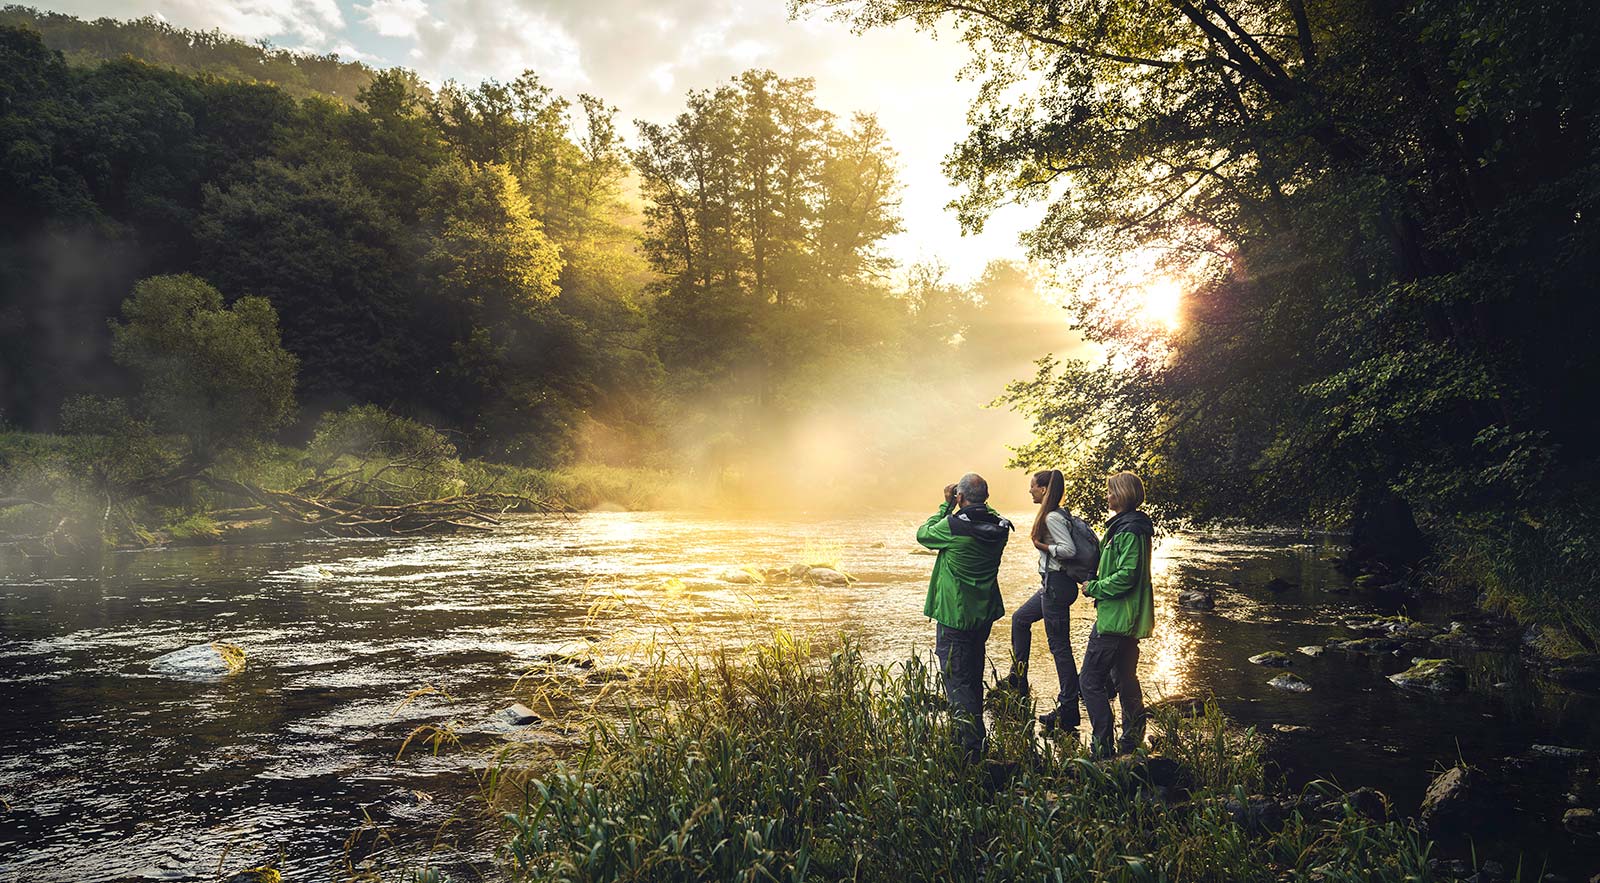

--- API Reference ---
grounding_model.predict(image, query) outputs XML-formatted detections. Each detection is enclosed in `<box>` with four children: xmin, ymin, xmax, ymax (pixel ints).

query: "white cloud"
<box><xmin>357</xmin><ymin>0</ymin><xmax>429</xmax><ymax>38</ymax></box>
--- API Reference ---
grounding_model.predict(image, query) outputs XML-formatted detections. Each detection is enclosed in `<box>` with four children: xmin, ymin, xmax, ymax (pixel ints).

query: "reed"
<box><xmin>496</xmin><ymin>632</ymin><xmax>1440</xmax><ymax>882</ymax></box>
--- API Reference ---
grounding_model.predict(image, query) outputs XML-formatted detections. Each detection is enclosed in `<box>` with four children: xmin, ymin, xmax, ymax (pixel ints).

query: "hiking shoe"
<box><xmin>994</xmin><ymin>670</ymin><xmax>1029</xmax><ymax>696</ymax></box>
<box><xmin>1037</xmin><ymin>705</ymin><xmax>1081</xmax><ymax>732</ymax></box>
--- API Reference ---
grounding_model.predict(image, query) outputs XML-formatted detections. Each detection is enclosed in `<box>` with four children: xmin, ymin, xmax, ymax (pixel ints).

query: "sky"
<box><xmin>33</xmin><ymin>0</ymin><xmax>1043</xmax><ymax>283</ymax></box>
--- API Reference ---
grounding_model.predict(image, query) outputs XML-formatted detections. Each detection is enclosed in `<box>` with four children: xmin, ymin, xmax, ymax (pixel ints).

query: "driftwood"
<box><xmin>197</xmin><ymin>476</ymin><xmax>558</xmax><ymax>538</ymax></box>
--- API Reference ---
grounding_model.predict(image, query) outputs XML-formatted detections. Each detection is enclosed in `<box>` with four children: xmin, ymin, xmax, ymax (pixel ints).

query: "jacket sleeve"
<box><xmin>916</xmin><ymin>502</ymin><xmax>955</xmax><ymax>549</ymax></box>
<box><xmin>1084</xmin><ymin>532</ymin><xmax>1139</xmax><ymax>600</ymax></box>
<box><xmin>1045</xmin><ymin>511</ymin><xmax>1076</xmax><ymax>561</ymax></box>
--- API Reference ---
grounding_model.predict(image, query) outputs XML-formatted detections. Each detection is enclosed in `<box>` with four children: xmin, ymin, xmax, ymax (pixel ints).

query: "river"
<box><xmin>1</xmin><ymin>511</ymin><xmax>1597</xmax><ymax>881</ymax></box>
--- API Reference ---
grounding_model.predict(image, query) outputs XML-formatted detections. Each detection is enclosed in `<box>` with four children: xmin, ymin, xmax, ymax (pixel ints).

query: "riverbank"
<box><xmin>492</xmin><ymin>633</ymin><xmax>1434</xmax><ymax>882</ymax></box>
<box><xmin>0</xmin><ymin>430</ymin><xmax>692</xmax><ymax>550</ymax></box>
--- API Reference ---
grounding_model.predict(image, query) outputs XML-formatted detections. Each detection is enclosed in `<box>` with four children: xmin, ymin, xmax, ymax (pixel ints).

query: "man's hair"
<box><xmin>957</xmin><ymin>473</ymin><xmax>989</xmax><ymax>505</ymax></box>
<box><xmin>1107</xmin><ymin>471</ymin><xmax>1146</xmax><ymax>511</ymax></box>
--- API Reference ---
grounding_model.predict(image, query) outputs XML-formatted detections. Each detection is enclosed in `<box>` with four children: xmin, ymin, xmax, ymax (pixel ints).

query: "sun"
<box><xmin>1139</xmin><ymin>277</ymin><xmax>1183</xmax><ymax>331</ymax></box>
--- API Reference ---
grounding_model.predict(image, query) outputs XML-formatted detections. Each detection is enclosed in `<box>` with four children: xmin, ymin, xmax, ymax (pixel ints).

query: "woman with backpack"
<box><xmin>1003</xmin><ymin>469</ymin><xmax>1099</xmax><ymax>732</ymax></box>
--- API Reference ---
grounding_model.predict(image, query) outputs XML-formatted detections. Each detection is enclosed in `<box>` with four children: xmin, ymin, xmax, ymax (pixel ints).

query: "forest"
<box><xmin>2</xmin><ymin>0</ymin><xmax>1598</xmax><ymax>641</ymax></box>
<box><xmin>0</xmin><ymin>6</ymin><xmax>1071</xmax><ymax>538</ymax></box>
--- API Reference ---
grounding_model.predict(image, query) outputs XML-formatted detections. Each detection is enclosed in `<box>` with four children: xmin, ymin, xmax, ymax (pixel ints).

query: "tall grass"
<box><xmin>496</xmin><ymin>633</ymin><xmax>1438</xmax><ymax>882</ymax></box>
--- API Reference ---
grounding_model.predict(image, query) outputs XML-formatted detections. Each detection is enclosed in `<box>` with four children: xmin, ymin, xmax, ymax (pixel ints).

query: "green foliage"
<box><xmin>810</xmin><ymin>0</ymin><xmax>1600</xmax><ymax>631</ymax></box>
<box><xmin>503</xmin><ymin>635</ymin><xmax>1435</xmax><ymax>882</ymax></box>
<box><xmin>109</xmin><ymin>275</ymin><xmax>297</xmax><ymax>458</ymax></box>
<box><xmin>305</xmin><ymin>405</ymin><xmax>465</xmax><ymax>503</ymax></box>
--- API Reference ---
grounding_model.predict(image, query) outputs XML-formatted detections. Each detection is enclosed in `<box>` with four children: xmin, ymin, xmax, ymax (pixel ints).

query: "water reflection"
<box><xmin>0</xmin><ymin>512</ymin><xmax>1596</xmax><ymax>881</ymax></box>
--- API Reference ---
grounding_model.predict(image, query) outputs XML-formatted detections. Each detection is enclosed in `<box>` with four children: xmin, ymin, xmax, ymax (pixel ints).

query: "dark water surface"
<box><xmin>1</xmin><ymin>512</ymin><xmax>1597</xmax><ymax>881</ymax></box>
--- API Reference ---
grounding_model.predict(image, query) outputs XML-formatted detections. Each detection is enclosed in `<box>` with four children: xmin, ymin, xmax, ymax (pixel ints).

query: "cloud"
<box><xmin>356</xmin><ymin>0</ymin><xmax>429</xmax><ymax>38</ymax></box>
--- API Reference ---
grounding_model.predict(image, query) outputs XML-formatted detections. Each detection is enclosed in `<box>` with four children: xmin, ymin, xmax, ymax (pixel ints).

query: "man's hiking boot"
<box><xmin>1037</xmin><ymin>704</ymin><xmax>1081</xmax><ymax>733</ymax></box>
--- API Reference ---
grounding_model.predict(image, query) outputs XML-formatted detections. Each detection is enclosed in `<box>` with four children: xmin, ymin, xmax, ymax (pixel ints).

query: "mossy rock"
<box><xmin>1387</xmin><ymin>658</ymin><xmax>1467</xmax><ymax>693</ymax></box>
<box><xmin>148</xmin><ymin>641</ymin><xmax>246</xmax><ymax>678</ymax></box>
<box><xmin>1248</xmin><ymin>651</ymin><xmax>1293</xmax><ymax>667</ymax></box>
<box><xmin>1268</xmin><ymin>672</ymin><xmax>1311</xmax><ymax>693</ymax></box>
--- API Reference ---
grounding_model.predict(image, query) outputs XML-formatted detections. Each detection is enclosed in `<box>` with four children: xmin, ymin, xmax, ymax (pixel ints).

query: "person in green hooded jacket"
<box><xmin>1080</xmin><ymin>471</ymin><xmax>1156</xmax><ymax>757</ymax></box>
<box><xmin>915</xmin><ymin>472</ymin><xmax>1011</xmax><ymax>761</ymax></box>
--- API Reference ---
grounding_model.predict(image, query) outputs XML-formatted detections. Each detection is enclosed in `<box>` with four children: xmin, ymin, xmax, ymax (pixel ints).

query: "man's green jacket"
<box><xmin>1084</xmin><ymin>509</ymin><xmax>1156</xmax><ymax>638</ymax></box>
<box><xmin>916</xmin><ymin>500</ymin><xmax>1012</xmax><ymax>630</ymax></box>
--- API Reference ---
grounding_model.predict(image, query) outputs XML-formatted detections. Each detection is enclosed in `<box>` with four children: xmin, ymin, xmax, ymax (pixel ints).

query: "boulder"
<box><xmin>1343</xmin><ymin>615</ymin><xmax>1443</xmax><ymax>640</ymax></box>
<box><xmin>805</xmin><ymin>567</ymin><xmax>850</xmax><ymax>586</ymax></box>
<box><xmin>1299</xmin><ymin>786</ymin><xmax>1388</xmax><ymax>823</ymax></box>
<box><xmin>1224</xmin><ymin>794</ymin><xmax>1291</xmax><ymax>832</ymax></box>
<box><xmin>717</xmin><ymin>567</ymin><xmax>758</xmax><ymax>584</ymax></box>
<box><xmin>1420</xmin><ymin>765</ymin><xmax>1478</xmax><ymax>835</ymax></box>
<box><xmin>1268</xmin><ymin>673</ymin><xmax>1311</xmax><ymax>693</ymax></box>
<box><xmin>1296</xmin><ymin>645</ymin><xmax>1325</xmax><ymax>658</ymax></box>
<box><xmin>1563</xmin><ymin>807</ymin><xmax>1599</xmax><ymax>838</ymax></box>
<box><xmin>502</xmin><ymin>703</ymin><xmax>541</xmax><ymax>726</ymax></box>
<box><xmin>149</xmin><ymin>642</ymin><xmax>247</xmax><ymax>679</ymax></box>
<box><xmin>1177</xmin><ymin>590</ymin><xmax>1215</xmax><ymax>610</ymax></box>
<box><xmin>786</xmin><ymin>563</ymin><xmax>813</xmax><ymax>578</ymax></box>
<box><xmin>1249</xmin><ymin>651</ymin><xmax>1293</xmax><ymax>667</ymax></box>
<box><xmin>1387</xmin><ymin>658</ymin><xmax>1467</xmax><ymax>693</ymax></box>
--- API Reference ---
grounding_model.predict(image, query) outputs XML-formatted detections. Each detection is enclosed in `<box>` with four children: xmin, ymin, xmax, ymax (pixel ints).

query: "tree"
<box><xmin>194</xmin><ymin>158</ymin><xmax>416</xmax><ymax>408</ymax></box>
<box><xmin>109</xmin><ymin>274</ymin><xmax>297</xmax><ymax>459</ymax></box>
<box><xmin>809</xmin><ymin>0</ymin><xmax>1600</xmax><ymax>636</ymax></box>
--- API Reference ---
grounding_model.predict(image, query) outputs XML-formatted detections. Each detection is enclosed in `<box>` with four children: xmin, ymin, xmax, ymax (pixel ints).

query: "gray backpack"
<box><xmin>1060</xmin><ymin>512</ymin><xmax>1101</xmax><ymax>582</ymax></box>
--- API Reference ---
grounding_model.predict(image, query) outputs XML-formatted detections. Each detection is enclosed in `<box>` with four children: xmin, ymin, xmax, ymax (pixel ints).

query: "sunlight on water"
<box><xmin>3</xmin><ymin>512</ymin><xmax>1595</xmax><ymax>881</ymax></box>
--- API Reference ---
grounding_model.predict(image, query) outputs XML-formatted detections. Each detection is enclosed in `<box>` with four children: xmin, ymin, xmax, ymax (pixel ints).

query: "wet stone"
<box><xmin>805</xmin><ymin>566</ymin><xmax>850</xmax><ymax>586</ymax></box>
<box><xmin>1296</xmin><ymin>645</ymin><xmax>1325</xmax><ymax>657</ymax></box>
<box><xmin>502</xmin><ymin>703</ymin><xmax>541</xmax><ymax>726</ymax></box>
<box><xmin>1530</xmin><ymin>744</ymin><xmax>1588</xmax><ymax>760</ymax></box>
<box><xmin>1564</xmin><ymin>807</ymin><xmax>1600</xmax><ymax>838</ymax></box>
<box><xmin>1249</xmin><ymin>651</ymin><xmax>1293</xmax><ymax>667</ymax></box>
<box><xmin>1268</xmin><ymin>672</ymin><xmax>1311</xmax><ymax>693</ymax></box>
<box><xmin>1387</xmin><ymin>658</ymin><xmax>1467</xmax><ymax>693</ymax></box>
<box><xmin>1421</xmin><ymin>765</ymin><xmax>1481</xmax><ymax>836</ymax></box>
<box><xmin>1270</xmin><ymin>723</ymin><xmax>1311</xmax><ymax>735</ymax></box>
<box><xmin>1178</xmin><ymin>590</ymin><xmax>1215</xmax><ymax>610</ymax></box>
<box><xmin>149</xmin><ymin>642</ymin><xmax>247</xmax><ymax>679</ymax></box>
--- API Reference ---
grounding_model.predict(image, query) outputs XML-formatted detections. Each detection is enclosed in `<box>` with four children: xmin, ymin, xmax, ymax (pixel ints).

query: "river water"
<box><xmin>1</xmin><ymin>511</ymin><xmax>1597</xmax><ymax>881</ymax></box>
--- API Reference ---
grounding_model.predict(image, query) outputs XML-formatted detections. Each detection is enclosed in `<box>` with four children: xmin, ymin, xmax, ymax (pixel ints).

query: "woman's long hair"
<box><xmin>1031</xmin><ymin>469</ymin><xmax>1065</xmax><ymax>544</ymax></box>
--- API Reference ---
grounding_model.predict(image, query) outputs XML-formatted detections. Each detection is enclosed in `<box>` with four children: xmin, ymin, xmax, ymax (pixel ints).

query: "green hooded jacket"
<box><xmin>1083</xmin><ymin>509</ymin><xmax>1156</xmax><ymax>638</ymax></box>
<box><xmin>916</xmin><ymin>500</ymin><xmax>1012</xmax><ymax>630</ymax></box>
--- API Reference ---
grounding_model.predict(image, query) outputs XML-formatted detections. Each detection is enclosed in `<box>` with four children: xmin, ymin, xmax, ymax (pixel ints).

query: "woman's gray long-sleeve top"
<box><xmin>1038</xmin><ymin>509</ymin><xmax>1077</xmax><ymax>574</ymax></box>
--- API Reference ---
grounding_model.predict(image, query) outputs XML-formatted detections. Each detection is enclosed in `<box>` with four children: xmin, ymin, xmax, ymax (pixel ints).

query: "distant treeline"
<box><xmin>0</xmin><ymin>5</ymin><xmax>386</xmax><ymax>100</ymax></box>
<box><xmin>0</xmin><ymin>11</ymin><xmax>1069</xmax><ymax>475</ymax></box>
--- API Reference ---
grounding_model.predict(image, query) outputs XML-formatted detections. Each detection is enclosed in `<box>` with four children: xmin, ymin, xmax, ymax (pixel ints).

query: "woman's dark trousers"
<box><xmin>935</xmin><ymin>619</ymin><xmax>992</xmax><ymax>762</ymax></box>
<box><xmin>1009</xmin><ymin>571</ymin><xmax>1080</xmax><ymax>721</ymax></box>
<box><xmin>1079</xmin><ymin>624</ymin><xmax>1145</xmax><ymax>755</ymax></box>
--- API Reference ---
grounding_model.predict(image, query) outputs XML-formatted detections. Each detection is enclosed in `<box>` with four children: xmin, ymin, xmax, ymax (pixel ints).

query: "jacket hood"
<box><xmin>1106</xmin><ymin>509</ymin><xmax>1154</xmax><ymax>539</ymax></box>
<box><xmin>948</xmin><ymin>504</ymin><xmax>1013</xmax><ymax>543</ymax></box>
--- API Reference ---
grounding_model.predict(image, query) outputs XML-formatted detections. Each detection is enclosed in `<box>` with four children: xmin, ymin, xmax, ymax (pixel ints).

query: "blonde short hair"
<box><xmin>1107</xmin><ymin>471</ymin><xmax>1146</xmax><ymax>511</ymax></box>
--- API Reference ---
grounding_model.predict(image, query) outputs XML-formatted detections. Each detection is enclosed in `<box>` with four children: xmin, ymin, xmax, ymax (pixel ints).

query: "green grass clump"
<box><xmin>499</xmin><ymin>634</ymin><xmax>1438</xmax><ymax>882</ymax></box>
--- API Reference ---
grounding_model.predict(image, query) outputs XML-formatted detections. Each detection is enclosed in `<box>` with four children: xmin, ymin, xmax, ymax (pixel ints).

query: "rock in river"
<box><xmin>149</xmin><ymin>642</ymin><xmax>247</xmax><ymax>679</ymax></box>
<box><xmin>717</xmin><ymin>567</ymin><xmax>760</xmax><ymax>584</ymax></box>
<box><xmin>1564</xmin><ymin>807</ymin><xmax>1599</xmax><ymax>838</ymax></box>
<box><xmin>1420</xmin><ymin>765</ymin><xmax>1480</xmax><ymax>835</ymax></box>
<box><xmin>1296</xmin><ymin>645</ymin><xmax>1325</xmax><ymax>658</ymax></box>
<box><xmin>1177</xmin><ymin>590</ymin><xmax>1215</xmax><ymax>610</ymax></box>
<box><xmin>502</xmin><ymin>703</ymin><xmax>541</xmax><ymax>726</ymax></box>
<box><xmin>1249</xmin><ymin>651</ymin><xmax>1293</xmax><ymax>667</ymax></box>
<box><xmin>1387</xmin><ymin>658</ymin><xmax>1467</xmax><ymax>693</ymax></box>
<box><xmin>1268</xmin><ymin>672</ymin><xmax>1311</xmax><ymax>693</ymax></box>
<box><xmin>805</xmin><ymin>567</ymin><xmax>850</xmax><ymax>586</ymax></box>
